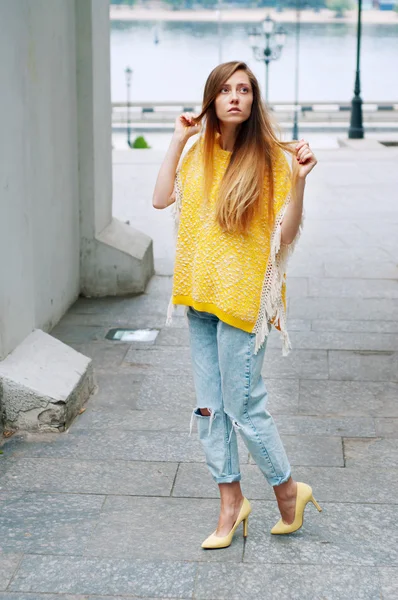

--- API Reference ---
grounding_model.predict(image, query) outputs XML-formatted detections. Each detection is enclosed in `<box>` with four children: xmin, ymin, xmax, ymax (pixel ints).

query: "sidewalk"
<box><xmin>1</xmin><ymin>140</ymin><xmax>398</xmax><ymax>599</ymax></box>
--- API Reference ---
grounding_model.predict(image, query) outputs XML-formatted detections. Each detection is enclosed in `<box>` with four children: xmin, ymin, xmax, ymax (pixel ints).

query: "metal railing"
<box><xmin>112</xmin><ymin>101</ymin><xmax>398</xmax><ymax>125</ymax></box>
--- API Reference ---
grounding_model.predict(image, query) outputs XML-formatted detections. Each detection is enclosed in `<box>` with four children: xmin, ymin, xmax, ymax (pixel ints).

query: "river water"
<box><xmin>110</xmin><ymin>20</ymin><xmax>398</xmax><ymax>104</ymax></box>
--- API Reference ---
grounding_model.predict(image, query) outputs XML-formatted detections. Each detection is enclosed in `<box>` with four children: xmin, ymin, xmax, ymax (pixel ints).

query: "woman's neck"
<box><xmin>218</xmin><ymin>124</ymin><xmax>239</xmax><ymax>152</ymax></box>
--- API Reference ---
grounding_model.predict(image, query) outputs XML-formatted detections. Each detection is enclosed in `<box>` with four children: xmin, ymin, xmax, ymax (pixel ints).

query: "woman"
<box><xmin>152</xmin><ymin>61</ymin><xmax>321</xmax><ymax>549</ymax></box>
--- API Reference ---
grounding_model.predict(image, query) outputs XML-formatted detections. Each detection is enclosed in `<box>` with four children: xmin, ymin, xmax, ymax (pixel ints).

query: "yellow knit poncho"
<box><xmin>166</xmin><ymin>136</ymin><xmax>302</xmax><ymax>355</ymax></box>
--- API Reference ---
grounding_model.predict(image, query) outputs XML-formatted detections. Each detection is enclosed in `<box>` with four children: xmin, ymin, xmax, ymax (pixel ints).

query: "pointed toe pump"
<box><xmin>271</xmin><ymin>482</ymin><xmax>322</xmax><ymax>535</ymax></box>
<box><xmin>201</xmin><ymin>497</ymin><xmax>252</xmax><ymax>549</ymax></box>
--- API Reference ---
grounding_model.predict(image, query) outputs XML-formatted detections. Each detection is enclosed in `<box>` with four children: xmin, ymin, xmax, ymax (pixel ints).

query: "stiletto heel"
<box><xmin>243</xmin><ymin>517</ymin><xmax>249</xmax><ymax>538</ymax></box>
<box><xmin>311</xmin><ymin>496</ymin><xmax>322</xmax><ymax>512</ymax></box>
<box><xmin>271</xmin><ymin>482</ymin><xmax>322</xmax><ymax>535</ymax></box>
<box><xmin>201</xmin><ymin>497</ymin><xmax>252</xmax><ymax>549</ymax></box>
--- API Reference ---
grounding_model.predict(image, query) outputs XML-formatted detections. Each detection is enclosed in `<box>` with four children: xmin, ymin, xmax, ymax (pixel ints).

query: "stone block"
<box><xmin>81</xmin><ymin>218</ymin><xmax>155</xmax><ymax>297</ymax></box>
<box><xmin>0</xmin><ymin>330</ymin><xmax>95</xmax><ymax>432</ymax></box>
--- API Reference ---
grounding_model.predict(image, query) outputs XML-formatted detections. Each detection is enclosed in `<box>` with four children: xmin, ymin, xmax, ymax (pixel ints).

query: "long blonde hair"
<box><xmin>192</xmin><ymin>61</ymin><xmax>296</xmax><ymax>234</ymax></box>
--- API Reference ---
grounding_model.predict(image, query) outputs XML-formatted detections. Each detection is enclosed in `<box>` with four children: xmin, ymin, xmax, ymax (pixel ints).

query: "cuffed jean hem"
<box><xmin>270</xmin><ymin>469</ymin><xmax>292</xmax><ymax>487</ymax></box>
<box><xmin>212</xmin><ymin>473</ymin><xmax>242</xmax><ymax>484</ymax></box>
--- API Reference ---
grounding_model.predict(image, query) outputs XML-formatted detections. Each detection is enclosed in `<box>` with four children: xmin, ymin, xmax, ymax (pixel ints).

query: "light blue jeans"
<box><xmin>187</xmin><ymin>306</ymin><xmax>291</xmax><ymax>487</ymax></box>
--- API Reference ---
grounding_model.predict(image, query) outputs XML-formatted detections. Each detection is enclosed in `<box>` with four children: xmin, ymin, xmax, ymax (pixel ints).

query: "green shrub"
<box><xmin>326</xmin><ymin>0</ymin><xmax>354</xmax><ymax>17</ymax></box>
<box><xmin>131</xmin><ymin>135</ymin><xmax>151</xmax><ymax>149</ymax></box>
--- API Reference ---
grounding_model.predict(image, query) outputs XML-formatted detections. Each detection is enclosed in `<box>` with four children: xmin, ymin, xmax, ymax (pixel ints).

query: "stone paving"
<box><xmin>1</xmin><ymin>141</ymin><xmax>398</xmax><ymax>599</ymax></box>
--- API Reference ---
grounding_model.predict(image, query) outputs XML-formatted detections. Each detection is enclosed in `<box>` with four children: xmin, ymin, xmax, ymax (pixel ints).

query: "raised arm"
<box><xmin>280</xmin><ymin>139</ymin><xmax>317</xmax><ymax>245</ymax></box>
<box><xmin>152</xmin><ymin>113</ymin><xmax>201</xmax><ymax>210</ymax></box>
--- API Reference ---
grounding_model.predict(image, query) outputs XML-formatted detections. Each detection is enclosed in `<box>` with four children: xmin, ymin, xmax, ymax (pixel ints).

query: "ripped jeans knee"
<box><xmin>189</xmin><ymin>407</ymin><xmax>216</xmax><ymax>436</ymax></box>
<box><xmin>189</xmin><ymin>407</ymin><xmax>242</xmax><ymax>444</ymax></box>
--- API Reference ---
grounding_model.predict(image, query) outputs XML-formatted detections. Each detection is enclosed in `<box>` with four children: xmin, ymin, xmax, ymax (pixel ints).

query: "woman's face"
<box><xmin>214</xmin><ymin>69</ymin><xmax>253</xmax><ymax>126</ymax></box>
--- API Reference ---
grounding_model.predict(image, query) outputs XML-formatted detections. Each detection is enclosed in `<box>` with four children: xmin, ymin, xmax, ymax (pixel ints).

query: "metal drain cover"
<box><xmin>106</xmin><ymin>328</ymin><xmax>159</xmax><ymax>342</ymax></box>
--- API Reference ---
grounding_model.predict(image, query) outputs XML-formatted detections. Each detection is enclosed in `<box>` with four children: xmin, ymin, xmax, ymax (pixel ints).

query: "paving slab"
<box><xmin>134</xmin><ymin>372</ymin><xmax>196</xmax><ymax>410</ymax></box>
<box><xmin>50</xmin><ymin>325</ymin><xmax>108</xmax><ymax>344</ymax></box>
<box><xmin>312</xmin><ymin>318</ymin><xmax>398</xmax><ymax>334</ymax></box>
<box><xmin>378</xmin><ymin>567</ymin><xmax>398</xmax><ymax>600</ymax></box>
<box><xmin>298</xmin><ymin>380</ymin><xmax>398</xmax><ymax>417</ymax></box>
<box><xmin>248</xmin><ymin>435</ymin><xmax>344</xmax><ymax>467</ymax></box>
<box><xmin>195</xmin><ymin>563</ymin><xmax>381</xmax><ymax>600</ymax></box>
<box><xmin>0</xmin><ymin>492</ymin><xmax>103</xmax><ymax>555</ymax></box>
<box><xmin>375</xmin><ymin>418</ymin><xmax>398</xmax><ymax>438</ymax></box>
<box><xmin>308</xmin><ymin>277</ymin><xmax>398</xmax><ymax>299</ymax></box>
<box><xmin>261</xmin><ymin>350</ymin><xmax>329</xmax><ymax>380</ymax></box>
<box><xmin>123</xmin><ymin>346</ymin><xmax>193</xmax><ymax>371</ymax></box>
<box><xmin>68</xmin><ymin>341</ymin><xmax>131</xmax><ymax>371</ymax></box>
<box><xmin>8</xmin><ymin>555</ymin><xmax>197</xmax><ymax>597</ymax></box>
<box><xmin>273</xmin><ymin>414</ymin><xmax>375</xmax><ymax>437</ymax></box>
<box><xmin>70</xmin><ymin>407</ymin><xmax>193</xmax><ymax>431</ymax></box>
<box><xmin>270</xmin><ymin>331</ymin><xmax>398</xmax><ymax>352</ymax></box>
<box><xmin>88</xmin><ymin>497</ymin><xmax>244</xmax><ymax>562</ymax></box>
<box><xmin>0</xmin><ymin>596</ymin><xmax>182</xmax><ymax>600</ymax></box>
<box><xmin>3</xmin><ymin>430</ymin><xmax>249</xmax><ymax>464</ymax></box>
<box><xmin>243</xmin><ymin>500</ymin><xmax>398</xmax><ymax>566</ymax></box>
<box><xmin>0</xmin><ymin>555</ymin><xmax>21</xmax><ymax>592</ymax></box>
<box><xmin>290</xmin><ymin>297</ymin><xmax>398</xmax><ymax>321</ymax></box>
<box><xmin>87</xmin><ymin>377</ymin><xmax>143</xmax><ymax>410</ymax></box>
<box><xmin>0</xmin><ymin>458</ymin><xmax>177</xmax><ymax>496</ymax></box>
<box><xmin>328</xmin><ymin>350</ymin><xmax>398</xmax><ymax>382</ymax></box>
<box><xmin>344</xmin><ymin>437</ymin><xmax>398</xmax><ymax>469</ymax></box>
<box><xmin>172</xmin><ymin>463</ymin><xmax>398</xmax><ymax>504</ymax></box>
<box><xmin>0</xmin><ymin>595</ymin><xmax>87</xmax><ymax>600</ymax></box>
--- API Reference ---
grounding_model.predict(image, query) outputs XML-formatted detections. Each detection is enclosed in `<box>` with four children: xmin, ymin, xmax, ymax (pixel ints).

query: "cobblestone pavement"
<box><xmin>1</xmin><ymin>142</ymin><xmax>398</xmax><ymax>599</ymax></box>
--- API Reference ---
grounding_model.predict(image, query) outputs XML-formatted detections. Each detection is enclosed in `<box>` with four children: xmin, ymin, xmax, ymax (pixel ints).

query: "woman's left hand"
<box><xmin>294</xmin><ymin>139</ymin><xmax>317</xmax><ymax>179</ymax></box>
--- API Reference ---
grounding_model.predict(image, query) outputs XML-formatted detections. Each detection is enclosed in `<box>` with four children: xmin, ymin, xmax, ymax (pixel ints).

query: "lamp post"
<box><xmin>292</xmin><ymin>0</ymin><xmax>301</xmax><ymax>140</ymax></box>
<box><xmin>125</xmin><ymin>66</ymin><xmax>133</xmax><ymax>148</ymax></box>
<box><xmin>348</xmin><ymin>0</ymin><xmax>364</xmax><ymax>139</ymax></box>
<box><xmin>248</xmin><ymin>16</ymin><xmax>287</xmax><ymax>105</ymax></box>
<box><xmin>216</xmin><ymin>0</ymin><xmax>223</xmax><ymax>64</ymax></box>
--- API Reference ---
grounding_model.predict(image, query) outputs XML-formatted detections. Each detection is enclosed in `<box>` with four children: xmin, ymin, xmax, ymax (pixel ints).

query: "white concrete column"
<box><xmin>75</xmin><ymin>0</ymin><xmax>154</xmax><ymax>296</ymax></box>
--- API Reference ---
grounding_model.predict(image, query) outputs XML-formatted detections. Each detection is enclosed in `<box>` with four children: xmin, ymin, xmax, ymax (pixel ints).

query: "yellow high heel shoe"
<box><xmin>271</xmin><ymin>482</ymin><xmax>322</xmax><ymax>535</ymax></box>
<box><xmin>201</xmin><ymin>497</ymin><xmax>252</xmax><ymax>549</ymax></box>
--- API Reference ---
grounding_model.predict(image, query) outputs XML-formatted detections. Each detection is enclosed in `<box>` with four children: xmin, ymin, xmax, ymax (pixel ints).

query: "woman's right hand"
<box><xmin>174</xmin><ymin>112</ymin><xmax>201</xmax><ymax>142</ymax></box>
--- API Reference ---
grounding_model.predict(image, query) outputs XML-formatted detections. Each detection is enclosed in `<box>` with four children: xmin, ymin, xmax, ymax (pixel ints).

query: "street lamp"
<box><xmin>292</xmin><ymin>0</ymin><xmax>301</xmax><ymax>140</ymax></box>
<box><xmin>125</xmin><ymin>66</ymin><xmax>133</xmax><ymax>148</ymax></box>
<box><xmin>248</xmin><ymin>16</ymin><xmax>287</xmax><ymax>105</ymax></box>
<box><xmin>348</xmin><ymin>0</ymin><xmax>364</xmax><ymax>139</ymax></box>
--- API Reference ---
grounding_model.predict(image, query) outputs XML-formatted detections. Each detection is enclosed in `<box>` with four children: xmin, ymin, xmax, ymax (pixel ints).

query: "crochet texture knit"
<box><xmin>166</xmin><ymin>136</ymin><xmax>302</xmax><ymax>355</ymax></box>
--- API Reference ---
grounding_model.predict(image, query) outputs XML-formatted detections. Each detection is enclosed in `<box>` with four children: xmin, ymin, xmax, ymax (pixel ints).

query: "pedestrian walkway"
<box><xmin>0</xmin><ymin>141</ymin><xmax>398</xmax><ymax>599</ymax></box>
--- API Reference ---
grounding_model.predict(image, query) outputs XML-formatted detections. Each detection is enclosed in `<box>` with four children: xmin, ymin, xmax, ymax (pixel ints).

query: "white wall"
<box><xmin>0</xmin><ymin>1</ymin><xmax>80</xmax><ymax>359</ymax></box>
